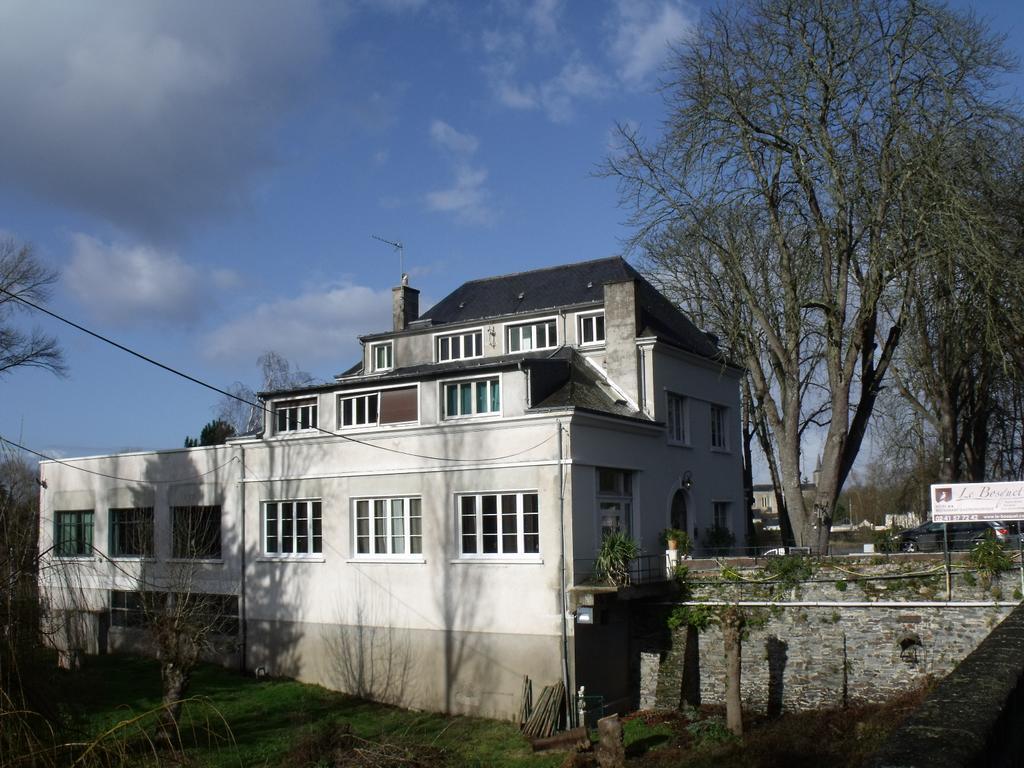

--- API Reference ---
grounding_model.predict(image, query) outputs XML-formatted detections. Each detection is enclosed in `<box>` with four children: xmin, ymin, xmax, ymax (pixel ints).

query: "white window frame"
<box><xmin>435</xmin><ymin>328</ymin><xmax>485</xmax><ymax>362</ymax></box>
<box><xmin>370</xmin><ymin>341</ymin><xmax>393</xmax><ymax>372</ymax></box>
<box><xmin>441</xmin><ymin>374</ymin><xmax>501</xmax><ymax>419</ymax></box>
<box><xmin>337</xmin><ymin>382</ymin><xmax>421</xmax><ymax>430</ymax></box>
<box><xmin>262</xmin><ymin>499</ymin><xmax>323</xmax><ymax>557</ymax></box>
<box><xmin>352</xmin><ymin>496</ymin><xmax>423</xmax><ymax>559</ymax></box>
<box><xmin>596</xmin><ymin>468</ymin><xmax>633</xmax><ymax>539</ymax></box>
<box><xmin>666</xmin><ymin>392</ymin><xmax>689</xmax><ymax>445</ymax></box>
<box><xmin>577</xmin><ymin>311</ymin><xmax>605</xmax><ymax>347</ymax></box>
<box><xmin>505</xmin><ymin>316</ymin><xmax>558</xmax><ymax>354</ymax></box>
<box><xmin>339</xmin><ymin>391</ymin><xmax>380</xmax><ymax>429</ymax></box>
<box><xmin>456</xmin><ymin>491</ymin><xmax>540</xmax><ymax>559</ymax></box>
<box><xmin>710</xmin><ymin>403</ymin><xmax>728</xmax><ymax>450</ymax></box>
<box><xmin>275</xmin><ymin>397</ymin><xmax>318</xmax><ymax>434</ymax></box>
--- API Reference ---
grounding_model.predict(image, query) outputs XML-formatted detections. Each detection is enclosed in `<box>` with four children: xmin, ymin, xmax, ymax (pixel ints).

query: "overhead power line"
<box><xmin>0</xmin><ymin>288</ymin><xmax>558</xmax><ymax>464</ymax></box>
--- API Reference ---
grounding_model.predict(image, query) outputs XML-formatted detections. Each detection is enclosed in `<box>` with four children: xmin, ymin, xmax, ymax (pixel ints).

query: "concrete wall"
<box><xmin>383</xmin><ymin>304</ymin><xmax>606</xmax><ymax>370</ymax></box>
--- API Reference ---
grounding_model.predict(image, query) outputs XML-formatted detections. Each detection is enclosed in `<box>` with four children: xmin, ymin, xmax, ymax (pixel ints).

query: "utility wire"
<box><xmin>0</xmin><ymin>288</ymin><xmax>560</xmax><ymax>464</ymax></box>
<box><xmin>1</xmin><ymin>434</ymin><xmax>238</xmax><ymax>484</ymax></box>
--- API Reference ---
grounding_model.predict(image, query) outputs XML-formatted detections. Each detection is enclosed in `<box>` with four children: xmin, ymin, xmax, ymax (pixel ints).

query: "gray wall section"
<box><xmin>245</xmin><ymin>619</ymin><xmax>562</xmax><ymax>719</ymax></box>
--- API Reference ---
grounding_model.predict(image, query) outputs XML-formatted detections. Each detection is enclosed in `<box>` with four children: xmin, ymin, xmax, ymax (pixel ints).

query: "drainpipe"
<box><xmin>239</xmin><ymin>445</ymin><xmax>248</xmax><ymax>672</ymax></box>
<box><xmin>557</xmin><ymin>420</ymin><xmax>573</xmax><ymax>727</ymax></box>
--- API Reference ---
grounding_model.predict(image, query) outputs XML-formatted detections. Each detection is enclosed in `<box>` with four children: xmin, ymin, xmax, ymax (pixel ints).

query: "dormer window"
<box><xmin>275</xmin><ymin>397</ymin><xmax>318</xmax><ymax>433</ymax></box>
<box><xmin>507</xmin><ymin>318</ymin><xmax>557</xmax><ymax>353</ymax></box>
<box><xmin>578</xmin><ymin>311</ymin><xmax>605</xmax><ymax>346</ymax></box>
<box><xmin>371</xmin><ymin>342</ymin><xmax>393</xmax><ymax>372</ymax></box>
<box><xmin>437</xmin><ymin>329</ymin><xmax>484</xmax><ymax>362</ymax></box>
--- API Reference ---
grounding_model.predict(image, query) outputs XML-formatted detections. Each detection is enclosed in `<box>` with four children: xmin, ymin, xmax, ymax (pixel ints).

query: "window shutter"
<box><xmin>379</xmin><ymin>386</ymin><xmax>418</xmax><ymax>424</ymax></box>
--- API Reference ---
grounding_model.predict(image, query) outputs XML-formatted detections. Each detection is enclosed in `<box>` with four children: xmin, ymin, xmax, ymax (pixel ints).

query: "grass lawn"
<box><xmin>53</xmin><ymin>654</ymin><xmax>926</xmax><ymax>767</ymax></box>
<box><xmin>60</xmin><ymin>655</ymin><xmax>564</xmax><ymax>767</ymax></box>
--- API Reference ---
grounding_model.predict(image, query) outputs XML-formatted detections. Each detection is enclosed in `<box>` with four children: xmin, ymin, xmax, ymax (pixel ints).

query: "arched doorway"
<box><xmin>670</xmin><ymin>489</ymin><xmax>689</xmax><ymax>535</ymax></box>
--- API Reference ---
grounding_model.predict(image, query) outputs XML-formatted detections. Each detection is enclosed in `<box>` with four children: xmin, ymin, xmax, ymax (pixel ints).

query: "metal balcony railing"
<box><xmin>572</xmin><ymin>553</ymin><xmax>673</xmax><ymax>587</ymax></box>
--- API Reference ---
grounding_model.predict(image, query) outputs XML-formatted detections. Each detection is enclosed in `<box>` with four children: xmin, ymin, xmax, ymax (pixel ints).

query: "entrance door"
<box><xmin>671</xmin><ymin>489</ymin><xmax>689</xmax><ymax>535</ymax></box>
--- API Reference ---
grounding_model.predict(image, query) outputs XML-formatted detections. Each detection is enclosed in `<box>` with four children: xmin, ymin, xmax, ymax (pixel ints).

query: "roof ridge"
<box><xmin>453</xmin><ymin>255</ymin><xmax>627</xmax><ymax>286</ymax></box>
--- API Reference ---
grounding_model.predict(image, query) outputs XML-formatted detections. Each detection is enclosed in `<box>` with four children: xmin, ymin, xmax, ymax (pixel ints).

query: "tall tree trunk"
<box><xmin>722</xmin><ymin>607</ymin><xmax>745</xmax><ymax>737</ymax></box>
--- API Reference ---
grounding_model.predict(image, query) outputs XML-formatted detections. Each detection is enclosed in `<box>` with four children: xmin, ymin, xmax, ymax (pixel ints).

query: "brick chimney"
<box><xmin>392</xmin><ymin>274</ymin><xmax>420</xmax><ymax>331</ymax></box>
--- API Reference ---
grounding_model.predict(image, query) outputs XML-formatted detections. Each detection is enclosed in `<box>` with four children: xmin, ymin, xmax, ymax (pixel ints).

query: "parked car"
<box><xmin>899</xmin><ymin>521</ymin><xmax>1018</xmax><ymax>552</ymax></box>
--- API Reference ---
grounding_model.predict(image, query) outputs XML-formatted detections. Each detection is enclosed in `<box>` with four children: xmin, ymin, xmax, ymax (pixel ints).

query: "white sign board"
<box><xmin>931</xmin><ymin>481</ymin><xmax>1024</xmax><ymax>523</ymax></box>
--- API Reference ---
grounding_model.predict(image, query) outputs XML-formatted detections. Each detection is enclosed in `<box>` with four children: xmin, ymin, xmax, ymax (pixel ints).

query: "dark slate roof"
<box><xmin>532</xmin><ymin>351</ymin><xmax>643</xmax><ymax>420</ymax></box>
<box><xmin>418</xmin><ymin>256</ymin><xmax>723</xmax><ymax>362</ymax></box>
<box><xmin>419</xmin><ymin>257</ymin><xmax>632</xmax><ymax>324</ymax></box>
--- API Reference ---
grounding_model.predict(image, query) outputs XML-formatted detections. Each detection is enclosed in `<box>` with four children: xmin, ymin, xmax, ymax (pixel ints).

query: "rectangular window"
<box><xmin>507</xmin><ymin>319</ymin><xmax>557</xmax><ymax>353</ymax></box>
<box><xmin>353</xmin><ymin>497</ymin><xmax>422</xmax><ymax>557</ymax></box>
<box><xmin>443</xmin><ymin>377</ymin><xmax>500</xmax><ymax>418</ymax></box>
<box><xmin>173</xmin><ymin>592</ymin><xmax>240</xmax><ymax>636</ymax></box>
<box><xmin>371</xmin><ymin>342</ymin><xmax>393</xmax><ymax>372</ymax></box>
<box><xmin>710</xmin><ymin>404</ymin><xmax>727</xmax><ymax>449</ymax></box>
<box><xmin>263</xmin><ymin>500</ymin><xmax>322</xmax><ymax>556</ymax></box>
<box><xmin>339</xmin><ymin>386</ymin><xmax>418</xmax><ymax>428</ymax></box>
<box><xmin>109</xmin><ymin>507</ymin><xmax>154</xmax><ymax>558</ymax></box>
<box><xmin>110</xmin><ymin>590</ymin><xmax>238</xmax><ymax>635</ymax></box>
<box><xmin>171</xmin><ymin>505</ymin><xmax>222</xmax><ymax>559</ymax></box>
<box><xmin>457</xmin><ymin>492</ymin><xmax>539</xmax><ymax>557</ymax></box>
<box><xmin>713</xmin><ymin>501</ymin><xmax>730</xmax><ymax>530</ymax></box>
<box><xmin>110</xmin><ymin>590</ymin><xmax>147</xmax><ymax>628</ymax></box>
<box><xmin>340</xmin><ymin>392</ymin><xmax>379</xmax><ymax>427</ymax></box>
<box><xmin>597</xmin><ymin>468</ymin><xmax>633</xmax><ymax>539</ymax></box>
<box><xmin>275</xmin><ymin>397</ymin><xmax>318</xmax><ymax>433</ymax></box>
<box><xmin>578</xmin><ymin>312</ymin><xmax>605</xmax><ymax>346</ymax></box>
<box><xmin>666</xmin><ymin>393</ymin><xmax>688</xmax><ymax>444</ymax></box>
<box><xmin>437</xmin><ymin>329</ymin><xmax>484</xmax><ymax>362</ymax></box>
<box><xmin>55</xmin><ymin>510</ymin><xmax>94</xmax><ymax>557</ymax></box>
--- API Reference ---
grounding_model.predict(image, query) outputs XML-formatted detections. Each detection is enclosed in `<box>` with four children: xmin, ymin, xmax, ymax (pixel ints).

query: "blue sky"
<box><xmin>1</xmin><ymin>0</ymin><xmax>1023</xmax><ymax>461</ymax></box>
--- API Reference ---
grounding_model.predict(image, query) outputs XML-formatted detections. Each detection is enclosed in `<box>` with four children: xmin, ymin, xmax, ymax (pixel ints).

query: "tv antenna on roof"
<box><xmin>370</xmin><ymin>234</ymin><xmax>405</xmax><ymax>281</ymax></box>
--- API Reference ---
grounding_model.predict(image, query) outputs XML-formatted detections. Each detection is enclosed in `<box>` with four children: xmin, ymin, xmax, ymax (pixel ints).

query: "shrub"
<box><xmin>686</xmin><ymin>714</ymin><xmax>739</xmax><ymax>748</ymax></box>
<box><xmin>595</xmin><ymin>532</ymin><xmax>640</xmax><ymax>586</ymax></box>
<box><xmin>969</xmin><ymin>537</ymin><xmax>1012</xmax><ymax>580</ymax></box>
<box><xmin>763</xmin><ymin>554</ymin><xmax>814</xmax><ymax>587</ymax></box>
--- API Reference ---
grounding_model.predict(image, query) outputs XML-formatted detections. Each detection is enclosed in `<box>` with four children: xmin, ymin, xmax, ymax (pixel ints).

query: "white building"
<box><xmin>39</xmin><ymin>257</ymin><xmax>743</xmax><ymax>719</ymax></box>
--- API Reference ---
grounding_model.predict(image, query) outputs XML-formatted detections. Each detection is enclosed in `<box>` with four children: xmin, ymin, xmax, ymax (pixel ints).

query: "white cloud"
<box><xmin>429</xmin><ymin>120</ymin><xmax>480</xmax><ymax>155</ymax></box>
<box><xmin>425</xmin><ymin>166</ymin><xmax>492</xmax><ymax>223</ymax></box>
<box><xmin>539</xmin><ymin>57</ymin><xmax>608</xmax><ymax>123</ymax></box>
<box><xmin>66</xmin><ymin>234</ymin><xmax>238</xmax><ymax>326</ymax></box>
<box><xmin>202</xmin><ymin>283</ymin><xmax>393</xmax><ymax>366</ymax></box>
<box><xmin>479</xmin><ymin>8</ymin><xmax>609</xmax><ymax>124</ymax></box>
<box><xmin>609</xmin><ymin>0</ymin><xmax>696</xmax><ymax>85</ymax></box>
<box><xmin>0</xmin><ymin>1</ymin><xmax>335</xmax><ymax>238</ymax></box>
<box><xmin>527</xmin><ymin>0</ymin><xmax>563</xmax><ymax>40</ymax></box>
<box><xmin>425</xmin><ymin>121</ymin><xmax>493</xmax><ymax>224</ymax></box>
<box><xmin>496</xmin><ymin>82</ymin><xmax>539</xmax><ymax>110</ymax></box>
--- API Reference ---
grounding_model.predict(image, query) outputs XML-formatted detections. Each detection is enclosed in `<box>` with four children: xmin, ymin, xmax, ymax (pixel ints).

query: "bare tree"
<box><xmin>0</xmin><ymin>237</ymin><xmax>64</xmax><ymax>378</ymax></box>
<box><xmin>886</xmin><ymin>129</ymin><xmax>1024</xmax><ymax>482</ymax></box>
<box><xmin>215</xmin><ymin>351</ymin><xmax>314</xmax><ymax>434</ymax></box>
<box><xmin>609</xmin><ymin>0</ymin><xmax>1019</xmax><ymax>548</ymax></box>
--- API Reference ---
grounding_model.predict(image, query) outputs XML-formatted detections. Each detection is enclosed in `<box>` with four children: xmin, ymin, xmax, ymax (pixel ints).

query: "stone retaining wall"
<box><xmin>643</xmin><ymin>563</ymin><xmax>1020</xmax><ymax>714</ymax></box>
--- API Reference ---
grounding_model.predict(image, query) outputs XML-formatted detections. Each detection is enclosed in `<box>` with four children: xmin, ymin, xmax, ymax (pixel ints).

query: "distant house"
<box><xmin>39</xmin><ymin>257</ymin><xmax>744</xmax><ymax>719</ymax></box>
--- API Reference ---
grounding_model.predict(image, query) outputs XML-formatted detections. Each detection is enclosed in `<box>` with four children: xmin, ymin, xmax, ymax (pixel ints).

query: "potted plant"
<box><xmin>595</xmin><ymin>532</ymin><xmax>640</xmax><ymax>586</ymax></box>
<box><xmin>660</xmin><ymin>527</ymin><xmax>691</xmax><ymax>554</ymax></box>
